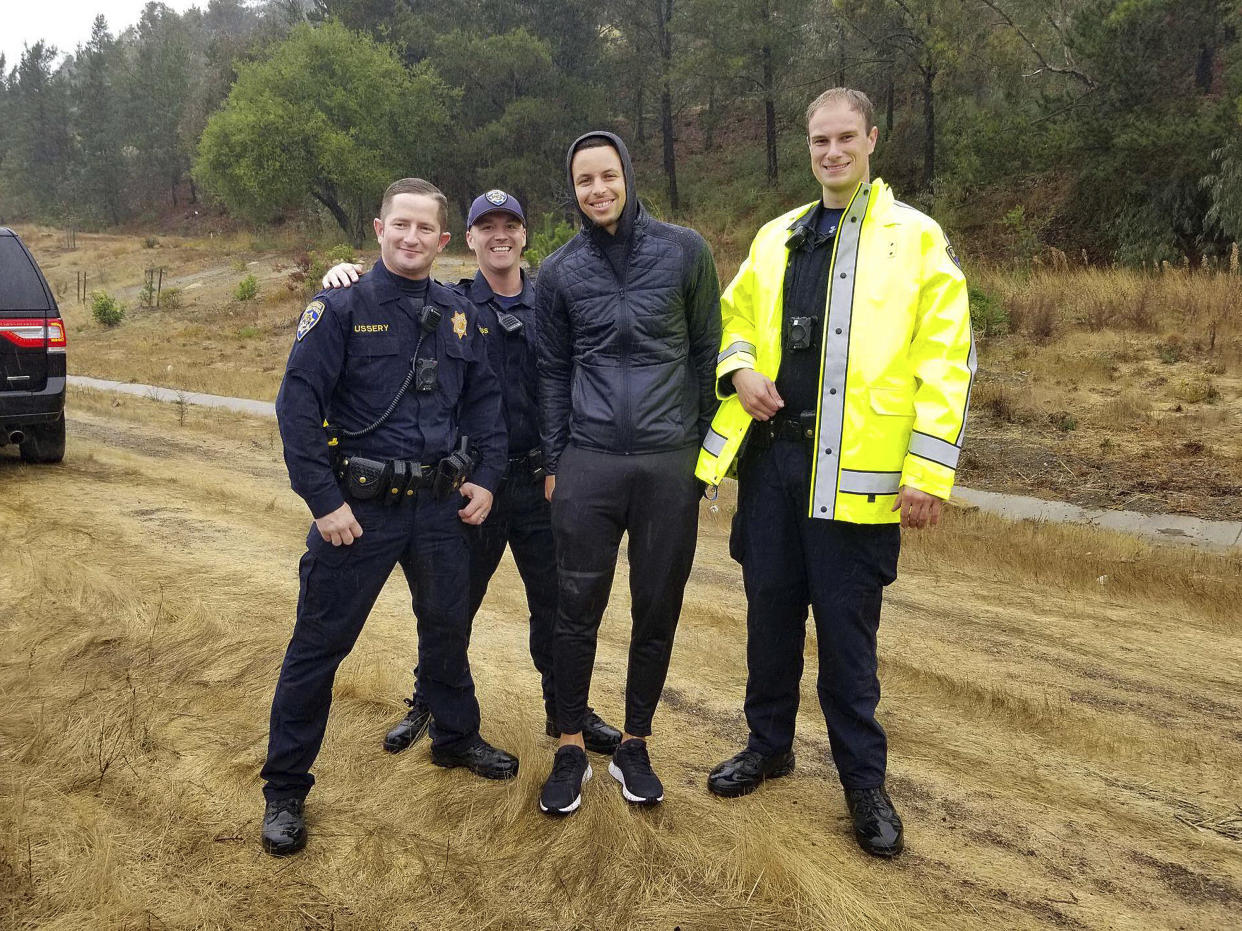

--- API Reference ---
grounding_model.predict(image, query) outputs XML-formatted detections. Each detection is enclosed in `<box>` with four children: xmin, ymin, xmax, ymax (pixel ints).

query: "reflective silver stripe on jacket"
<box><xmin>909</xmin><ymin>431</ymin><xmax>961</xmax><ymax>469</ymax></box>
<box><xmin>838</xmin><ymin>470</ymin><xmax>902</xmax><ymax>496</ymax></box>
<box><xmin>717</xmin><ymin>340</ymin><xmax>756</xmax><ymax>364</ymax></box>
<box><xmin>954</xmin><ymin>328</ymin><xmax>978</xmax><ymax>445</ymax></box>
<box><xmin>701</xmin><ymin>428</ymin><xmax>727</xmax><ymax>457</ymax></box>
<box><xmin>811</xmin><ymin>183</ymin><xmax>871</xmax><ymax>519</ymax></box>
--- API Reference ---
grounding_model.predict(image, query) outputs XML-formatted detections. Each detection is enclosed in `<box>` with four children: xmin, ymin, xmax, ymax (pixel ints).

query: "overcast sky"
<box><xmin>2</xmin><ymin>1</ymin><xmax>202</xmax><ymax>69</ymax></box>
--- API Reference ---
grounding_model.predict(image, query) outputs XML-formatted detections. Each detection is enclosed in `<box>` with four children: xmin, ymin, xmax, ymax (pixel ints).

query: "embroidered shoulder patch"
<box><xmin>297</xmin><ymin>301</ymin><xmax>325</xmax><ymax>341</ymax></box>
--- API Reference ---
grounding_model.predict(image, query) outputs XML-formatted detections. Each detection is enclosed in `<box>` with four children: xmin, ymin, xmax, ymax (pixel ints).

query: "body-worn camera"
<box><xmin>415</xmin><ymin>357</ymin><xmax>439</xmax><ymax>392</ymax></box>
<box><xmin>786</xmin><ymin>315</ymin><xmax>819</xmax><ymax>351</ymax></box>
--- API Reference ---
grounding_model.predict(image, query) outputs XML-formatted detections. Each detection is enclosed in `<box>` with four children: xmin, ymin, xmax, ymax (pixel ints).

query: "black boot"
<box><xmin>545</xmin><ymin>709</ymin><xmax>622</xmax><ymax>755</ymax></box>
<box><xmin>261</xmin><ymin>797</ymin><xmax>307</xmax><ymax>856</ymax></box>
<box><xmin>383</xmin><ymin>695</ymin><xmax>432</xmax><ymax>754</ymax></box>
<box><xmin>431</xmin><ymin>738</ymin><xmax>520</xmax><ymax>779</ymax></box>
<box><xmin>845</xmin><ymin>786</ymin><xmax>904</xmax><ymax>858</ymax></box>
<box><xmin>707</xmin><ymin>748</ymin><xmax>795</xmax><ymax>798</ymax></box>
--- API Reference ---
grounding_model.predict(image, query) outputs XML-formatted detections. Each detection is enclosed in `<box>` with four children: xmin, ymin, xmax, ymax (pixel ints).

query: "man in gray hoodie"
<box><xmin>535</xmin><ymin>132</ymin><xmax>721</xmax><ymax>815</ymax></box>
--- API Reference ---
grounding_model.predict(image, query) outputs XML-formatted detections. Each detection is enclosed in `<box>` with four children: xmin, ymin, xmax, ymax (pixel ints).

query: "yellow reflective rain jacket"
<box><xmin>695</xmin><ymin>179</ymin><xmax>975</xmax><ymax>524</ymax></box>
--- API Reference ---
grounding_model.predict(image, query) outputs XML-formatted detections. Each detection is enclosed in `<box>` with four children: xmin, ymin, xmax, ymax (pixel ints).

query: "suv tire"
<box><xmin>20</xmin><ymin>413</ymin><xmax>66</xmax><ymax>463</ymax></box>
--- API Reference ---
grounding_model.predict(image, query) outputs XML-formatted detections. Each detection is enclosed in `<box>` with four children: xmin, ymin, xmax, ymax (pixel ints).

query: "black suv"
<box><xmin>1</xmin><ymin>227</ymin><xmax>66</xmax><ymax>462</ymax></box>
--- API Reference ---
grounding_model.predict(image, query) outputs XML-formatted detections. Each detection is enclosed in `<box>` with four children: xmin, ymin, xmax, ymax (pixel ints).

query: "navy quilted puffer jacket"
<box><xmin>535</xmin><ymin>131</ymin><xmax>721</xmax><ymax>473</ymax></box>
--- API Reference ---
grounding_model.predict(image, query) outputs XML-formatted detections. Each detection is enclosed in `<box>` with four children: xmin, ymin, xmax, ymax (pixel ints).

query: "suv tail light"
<box><xmin>0</xmin><ymin>318</ymin><xmax>67</xmax><ymax>351</ymax></box>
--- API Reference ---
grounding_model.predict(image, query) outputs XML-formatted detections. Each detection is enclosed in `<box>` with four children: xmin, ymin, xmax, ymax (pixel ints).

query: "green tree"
<box><xmin>0</xmin><ymin>42</ymin><xmax>74</xmax><ymax>219</ymax></box>
<box><xmin>74</xmin><ymin>17</ymin><xmax>126</xmax><ymax>224</ymax></box>
<box><xmin>194</xmin><ymin>22</ymin><xmax>454</xmax><ymax>244</ymax></box>
<box><xmin>124</xmin><ymin>3</ymin><xmax>196</xmax><ymax>207</ymax></box>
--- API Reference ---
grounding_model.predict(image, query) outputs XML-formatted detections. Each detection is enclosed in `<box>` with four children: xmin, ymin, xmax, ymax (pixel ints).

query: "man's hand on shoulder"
<box><xmin>322</xmin><ymin>263</ymin><xmax>364</xmax><ymax>289</ymax></box>
<box><xmin>732</xmin><ymin>369</ymin><xmax>784</xmax><ymax>421</ymax></box>
<box><xmin>892</xmin><ymin>486</ymin><xmax>942</xmax><ymax>529</ymax></box>
<box><xmin>458</xmin><ymin>483</ymin><xmax>493</xmax><ymax>525</ymax></box>
<box><xmin>315</xmin><ymin>502</ymin><xmax>363</xmax><ymax>545</ymax></box>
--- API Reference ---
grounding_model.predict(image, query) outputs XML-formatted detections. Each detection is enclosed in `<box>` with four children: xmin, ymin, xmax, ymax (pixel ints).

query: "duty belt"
<box><xmin>504</xmin><ymin>447</ymin><xmax>546</xmax><ymax>483</ymax></box>
<box><xmin>751</xmin><ymin>410</ymin><xmax>817</xmax><ymax>446</ymax></box>
<box><xmin>337</xmin><ymin>455</ymin><xmax>436</xmax><ymax>506</ymax></box>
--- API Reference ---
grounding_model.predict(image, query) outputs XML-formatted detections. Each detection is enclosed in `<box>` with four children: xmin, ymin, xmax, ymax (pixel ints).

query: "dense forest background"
<box><xmin>1</xmin><ymin>0</ymin><xmax>1240</xmax><ymax>265</ymax></box>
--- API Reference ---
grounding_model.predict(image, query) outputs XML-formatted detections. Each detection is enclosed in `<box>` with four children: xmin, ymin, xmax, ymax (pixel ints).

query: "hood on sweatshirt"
<box><xmin>566</xmin><ymin>130</ymin><xmax>641</xmax><ymax>243</ymax></box>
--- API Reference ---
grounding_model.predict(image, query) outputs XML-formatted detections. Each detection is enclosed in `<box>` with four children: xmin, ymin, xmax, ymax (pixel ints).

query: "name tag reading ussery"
<box><xmin>353</xmin><ymin>323</ymin><xmax>389</xmax><ymax>333</ymax></box>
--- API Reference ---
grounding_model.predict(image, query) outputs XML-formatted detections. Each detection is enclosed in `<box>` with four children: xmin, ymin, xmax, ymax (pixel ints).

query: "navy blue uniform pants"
<box><xmin>551</xmin><ymin>444</ymin><xmax>701</xmax><ymax>737</ymax></box>
<box><xmin>413</xmin><ymin>473</ymin><xmax>559</xmax><ymax>720</ymax></box>
<box><xmin>733</xmin><ymin>439</ymin><xmax>900</xmax><ymax>790</ymax></box>
<box><xmin>262</xmin><ymin>493</ymin><xmax>480</xmax><ymax>802</ymax></box>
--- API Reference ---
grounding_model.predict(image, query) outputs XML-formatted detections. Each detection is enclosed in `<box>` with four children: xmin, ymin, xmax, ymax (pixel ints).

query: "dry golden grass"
<box><xmin>965</xmin><ymin>266</ymin><xmax>1242</xmax><ymax>518</ymax></box>
<box><xmin>1</xmin><ymin>389</ymin><xmax>1240</xmax><ymax>930</ymax></box>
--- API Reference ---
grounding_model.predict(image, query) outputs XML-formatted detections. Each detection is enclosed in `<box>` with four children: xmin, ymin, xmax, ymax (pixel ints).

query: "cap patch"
<box><xmin>297</xmin><ymin>300</ymin><xmax>325</xmax><ymax>341</ymax></box>
<box><xmin>485</xmin><ymin>189</ymin><xmax>508</xmax><ymax>206</ymax></box>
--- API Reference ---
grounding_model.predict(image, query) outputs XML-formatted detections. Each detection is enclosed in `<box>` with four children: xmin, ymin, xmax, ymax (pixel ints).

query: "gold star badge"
<box><xmin>452</xmin><ymin>310</ymin><xmax>467</xmax><ymax>340</ymax></box>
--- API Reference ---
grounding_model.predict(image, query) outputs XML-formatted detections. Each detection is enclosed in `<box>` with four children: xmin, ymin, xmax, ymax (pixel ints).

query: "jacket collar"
<box><xmin>465</xmin><ymin>269</ymin><xmax>533</xmax><ymax>307</ymax></box>
<box><xmin>369</xmin><ymin>260</ymin><xmax>435</xmax><ymax>304</ymax></box>
<box><xmin>784</xmin><ymin>178</ymin><xmax>895</xmax><ymax>231</ymax></box>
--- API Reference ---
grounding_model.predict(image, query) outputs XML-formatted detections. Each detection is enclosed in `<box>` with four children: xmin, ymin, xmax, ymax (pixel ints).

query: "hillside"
<box><xmin>17</xmin><ymin>224</ymin><xmax>1242</xmax><ymax>520</ymax></box>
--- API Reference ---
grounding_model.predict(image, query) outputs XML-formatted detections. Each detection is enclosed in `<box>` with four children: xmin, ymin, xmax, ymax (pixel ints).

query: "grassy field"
<box><xmin>14</xmin><ymin>223</ymin><xmax>1242</xmax><ymax>519</ymax></box>
<box><xmin>0</xmin><ymin>389</ymin><xmax>1239</xmax><ymax>929</ymax></box>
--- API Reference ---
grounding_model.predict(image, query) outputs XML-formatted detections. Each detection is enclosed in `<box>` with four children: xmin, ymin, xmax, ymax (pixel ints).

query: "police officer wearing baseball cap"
<box><xmin>321</xmin><ymin>189</ymin><xmax>623</xmax><ymax>758</ymax></box>
<box><xmin>261</xmin><ymin>178</ymin><xmax>516</xmax><ymax>857</ymax></box>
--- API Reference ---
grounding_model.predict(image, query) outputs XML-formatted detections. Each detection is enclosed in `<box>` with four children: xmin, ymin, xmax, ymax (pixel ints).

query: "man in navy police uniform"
<box><xmin>322</xmin><ymin>189</ymin><xmax>623</xmax><ymax>758</ymax></box>
<box><xmin>261</xmin><ymin>178</ymin><xmax>517</xmax><ymax>857</ymax></box>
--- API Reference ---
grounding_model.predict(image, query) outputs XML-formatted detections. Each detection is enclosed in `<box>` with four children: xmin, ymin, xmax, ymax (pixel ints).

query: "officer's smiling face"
<box><xmin>807</xmin><ymin>101</ymin><xmax>878</xmax><ymax>207</ymax></box>
<box><xmin>572</xmin><ymin>145</ymin><xmax>626</xmax><ymax>234</ymax></box>
<box><xmin>466</xmin><ymin>213</ymin><xmax>527</xmax><ymax>276</ymax></box>
<box><xmin>373</xmin><ymin>193</ymin><xmax>451</xmax><ymax>280</ymax></box>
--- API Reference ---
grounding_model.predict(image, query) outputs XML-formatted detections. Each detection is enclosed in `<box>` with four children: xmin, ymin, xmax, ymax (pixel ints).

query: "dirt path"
<box><xmin>1</xmin><ymin>392</ymin><xmax>1239</xmax><ymax>930</ymax></box>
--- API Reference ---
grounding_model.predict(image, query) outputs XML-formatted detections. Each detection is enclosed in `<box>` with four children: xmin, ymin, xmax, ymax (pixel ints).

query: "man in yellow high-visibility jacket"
<box><xmin>698</xmin><ymin>88</ymin><xmax>974</xmax><ymax>858</ymax></box>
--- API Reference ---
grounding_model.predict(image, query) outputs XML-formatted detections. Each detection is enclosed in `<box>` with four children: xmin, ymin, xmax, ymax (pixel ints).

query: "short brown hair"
<box><xmin>805</xmin><ymin>88</ymin><xmax>875</xmax><ymax>133</ymax></box>
<box><xmin>380</xmin><ymin>178</ymin><xmax>449</xmax><ymax>231</ymax></box>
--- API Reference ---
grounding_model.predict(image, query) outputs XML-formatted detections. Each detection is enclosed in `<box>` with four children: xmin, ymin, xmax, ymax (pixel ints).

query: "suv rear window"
<box><xmin>0</xmin><ymin>237</ymin><xmax>51</xmax><ymax>311</ymax></box>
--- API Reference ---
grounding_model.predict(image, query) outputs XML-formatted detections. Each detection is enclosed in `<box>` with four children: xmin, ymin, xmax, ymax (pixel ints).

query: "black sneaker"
<box><xmin>383</xmin><ymin>696</ymin><xmax>431</xmax><ymax>754</ymax></box>
<box><xmin>261</xmin><ymin>797</ymin><xmax>307</xmax><ymax>856</ymax></box>
<box><xmin>845</xmin><ymin>786</ymin><xmax>904</xmax><ymax>858</ymax></box>
<box><xmin>608</xmin><ymin>738</ymin><xmax>663</xmax><ymax>805</ymax></box>
<box><xmin>430</xmin><ymin>738</ymin><xmax>519</xmax><ymax>780</ymax></box>
<box><xmin>539</xmin><ymin>745</ymin><xmax>592</xmax><ymax>816</ymax></box>
<box><xmin>544</xmin><ymin>710</ymin><xmax>622</xmax><ymax>755</ymax></box>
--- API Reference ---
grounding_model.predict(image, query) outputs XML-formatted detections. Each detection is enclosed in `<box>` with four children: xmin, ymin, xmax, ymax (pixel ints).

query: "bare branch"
<box><xmin>979</xmin><ymin>0</ymin><xmax>1096</xmax><ymax>88</ymax></box>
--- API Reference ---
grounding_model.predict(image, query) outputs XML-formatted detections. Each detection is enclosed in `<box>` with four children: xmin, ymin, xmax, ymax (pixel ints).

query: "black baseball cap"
<box><xmin>467</xmin><ymin>189</ymin><xmax>526</xmax><ymax>227</ymax></box>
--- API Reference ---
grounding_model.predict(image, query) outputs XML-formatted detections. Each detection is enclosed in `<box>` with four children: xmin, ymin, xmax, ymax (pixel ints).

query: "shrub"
<box><xmin>1048</xmin><ymin>410</ymin><xmax>1078</xmax><ymax>432</ymax></box>
<box><xmin>1172</xmin><ymin>377</ymin><xmax>1219</xmax><ymax>404</ymax></box>
<box><xmin>160</xmin><ymin>287</ymin><xmax>183</xmax><ymax>309</ymax></box>
<box><xmin>91</xmin><ymin>291</ymin><xmax>125</xmax><ymax>327</ymax></box>
<box><xmin>234</xmin><ymin>274</ymin><xmax>259</xmax><ymax>302</ymax></box>
<box><xmin>1156</xmin><ymin>338</ymin><xmax>1182</xmax><ymax>364</ymax></box>
<box><xmin>969</xmin><ymin>285</ymin><xmax>1009</xmax><ymax>338</ymax></box>
<box><xmin>305</xmin><ymin>245</ymin><xmax>357</xmax><ymax>295</ymax></box>
<box><xmin>143</xmin><ymin>236</ymin><xmax>159</xmax><ymax>249</ymax></box>
<box><xmin>525</xmin><ymin>214</ymin><xmax>575</xmax><ymax>269</ymax></box>
<box><xmin>138</xmin><ymin>279</ymin><xmax>156</xmax><ymax>308</ymax></box>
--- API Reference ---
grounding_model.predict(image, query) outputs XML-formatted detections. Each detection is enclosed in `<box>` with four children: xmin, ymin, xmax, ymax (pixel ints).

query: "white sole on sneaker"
<box><xmin>608</xmin><ymin>760</ymin><xmax>664</xmax><ymax>804</ymax></box>
<box><xmin>539</xmin><ymin>764</ymin><xmax>592</xmax><ymax>815</ymax></box>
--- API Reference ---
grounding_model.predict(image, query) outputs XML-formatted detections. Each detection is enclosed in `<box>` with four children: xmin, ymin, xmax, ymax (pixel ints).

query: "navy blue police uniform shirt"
<box><xmin>275</xmin><ymin>260</ymin><xmax>506</xmax><ymax>519</ymax></box>
<box><xmin>455</xmin><ymin>270</ymin><xmax>540</xmax><ymax>457</ymax></box>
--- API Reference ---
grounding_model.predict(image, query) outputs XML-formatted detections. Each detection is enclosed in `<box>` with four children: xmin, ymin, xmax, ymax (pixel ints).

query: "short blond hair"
<box><xmin>805</xmin><ymin>88</ymin><xmax>875</xmax><ymax>133</ymax></box>
<box><xmin>380</xmin><ymin>178</ymin><xmax>449</xmax><ymax>231</ymax></box>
